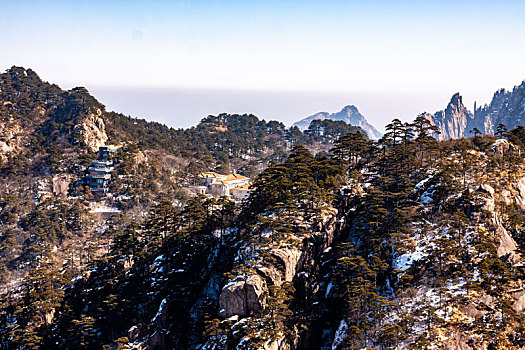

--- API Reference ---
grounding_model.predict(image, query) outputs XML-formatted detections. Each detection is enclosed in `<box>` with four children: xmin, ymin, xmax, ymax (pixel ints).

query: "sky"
<box><xmin>2</xmin><ymin>0</ymin><xmax>525</xmax><ymax>130</ymax></box>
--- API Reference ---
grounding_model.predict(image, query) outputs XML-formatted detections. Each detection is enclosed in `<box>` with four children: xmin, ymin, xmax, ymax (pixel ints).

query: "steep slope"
<box><xmin>294</xmin><ymin>105</ymin><xmax>383</xmax><ymax>139</ymax></box>
<box><xmin>427</xmin><ymin>93</ymin><xmax>472</xmax><ymax>140</ymax></box>
<box><xmin>5</xmin><ymin>66</ymin><xmax>525</xmax><ymax>349</ymax></box>
<box><xmin>0</xmin><ymin>67</ymin><xmax>373</xmax><ymax>350</ymax></box>
<box><xmin>427</xmin><ymin>80</ymin><xmax>525</xmax><ymax>139</ymax></box>
<box><xmin>469</xmin><ymin>81</ymin><xmax>525</xmax><ymax>136</ymax></box>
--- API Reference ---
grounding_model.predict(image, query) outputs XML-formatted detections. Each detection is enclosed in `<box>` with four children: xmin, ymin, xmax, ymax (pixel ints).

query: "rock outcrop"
<box><xmin>219</xmin><ymin>274</ymin><xmax>266</xmax><ymax>318</ymax></box>
<box><xmin>52</xmin><ymin>175</ymin><xmax>71</xmax><ymax>196</ymax></box>
<box><xmin>429</xmin><ymin>93</ymin><xmax>472</xmax><ymax>140</ymax></box>
<box><xmin>478</xmin><ymin>182</ymin><xmax>521</xmax><ymax>263</ymax></box>
<box><xmin>214</xmin><ymin>210</ymin><xmax>343</xmax><ymax>350</ymax></box>
<box><xmin>469</xmin><ymin>81</ymin><xmax>525</xmax><ymax>136</ymax></box>
<box><xmin>75</xmin><ymin>109</ymin><xmax>108</xmax><ymax>152</ymax></box>
<box><xmin>0</xmin><ymin>122</ymin><xmax>23</xmax><ymax>161</ymax></box>
<box><xmin>427</xmin><ymin>80</ymin><xmax>525</xmax><ymax>139</ymax></box>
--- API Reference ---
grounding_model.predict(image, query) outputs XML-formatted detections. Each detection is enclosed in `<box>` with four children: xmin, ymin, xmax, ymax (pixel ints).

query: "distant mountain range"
<box><xmin>293</xmin><ymin>105</ymin><xmax>383</xmax><ymax>140</ymax></box>
<box><xmin>426</xmin><ymin>80</ymin><xmax>525</xmax><ymax>139</ymax></box>
<box><xmin>295</xmin><ymin>79</ymin><xmax>525</xmax><ymax>141</ymax></box>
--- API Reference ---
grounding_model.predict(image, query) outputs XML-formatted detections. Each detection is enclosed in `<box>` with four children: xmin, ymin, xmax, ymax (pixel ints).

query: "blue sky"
<box><xmin>2</xmin><ymin>0</ymin><xmax>525</xmax><ymax>129</ymax></box>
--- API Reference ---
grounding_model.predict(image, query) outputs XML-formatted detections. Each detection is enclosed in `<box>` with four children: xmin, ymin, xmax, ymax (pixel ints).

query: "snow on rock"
<box><xmin>331</xmin><ymin>319</ymin><xmax>348</xmax><ymax>350</ymax></box>
<box><xmin>414</xmin><ymin>175</ymin><xmax>433</xmax><ymax>191</ymax></box>
<box><xmin>153</xmin><ymin>255</ymin><xmax>164</xmax><ymax>267</ymax></box>
<box><xmin>219</xmin><ymin>275</ymin><xmax>266</xmax><ymax>318</ymax></box>
<box><xmin>393</xmin><ymin>246</ymin><xmax>428</xmax><ymax>272</ymax></box>
<box><xmin>152</xmin><ymin>297</ymin><xmax>168</xmax><ymax>329</ymax></box>
<box><xmin>325</xmin><ymin>282</ymin><xmax>333</xmax><ymax>298</ymax></box>
<box><xmin>90</xmin><ymin>206</ymin><xmax>121</xmax><ymax>213</ymax></box>
<box><xmin>419</xmin><ymin>187</ymin><xmax>435</xmax><ymax>204</ymax></box>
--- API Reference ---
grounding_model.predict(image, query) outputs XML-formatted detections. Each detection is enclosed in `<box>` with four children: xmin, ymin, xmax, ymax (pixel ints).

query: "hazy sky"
<box><xmin>2</xmin><ymin>0</ymin><xmax>525</xmax><ymax>130</ymax></box>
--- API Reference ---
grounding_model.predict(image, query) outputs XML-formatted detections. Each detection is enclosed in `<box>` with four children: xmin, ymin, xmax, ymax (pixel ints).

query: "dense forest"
<box><xmin>2</xmin><ymin>66</ymin><xmax>525</xmax><ymax>349</ymax></box>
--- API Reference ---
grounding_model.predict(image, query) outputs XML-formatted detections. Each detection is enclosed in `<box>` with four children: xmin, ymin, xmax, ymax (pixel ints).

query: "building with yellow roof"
<box><xmin>196</xmin><ymin>172</ymin><xmax>251</xmax><ymax>198</ymax></box>
<box><xmin>230</xmin><ymin>183</ymin><xmax>253</xmax><ymax>201</ymax></box>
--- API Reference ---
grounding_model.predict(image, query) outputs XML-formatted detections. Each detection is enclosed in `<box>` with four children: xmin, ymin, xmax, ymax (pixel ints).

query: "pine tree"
<box><xmin>145</xmin><ymin>201</ymin><xmax>179</xmax><ymax>244</ymax></box>
<box><xmin>412</xmin><ymin>115</ymin><xmax>439</xmax><ymax>166</ymax></box>
<box><xmin>496</xmin><ymin>123</ymin><xmax>509</xmax><ymax>138</ymax></box>
<box><xmin>112</xmin><ymin>222</ymin><xmax>141</xmax><ymax>260</ymax></box>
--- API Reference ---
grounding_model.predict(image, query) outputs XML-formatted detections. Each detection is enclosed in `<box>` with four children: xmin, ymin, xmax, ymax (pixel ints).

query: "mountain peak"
<box><xmin>293</xmin><ymin>105</ymin><xmax>382</xmax><ymax>140</ymax></box>
<box><xmin>449</xmin><ymin>93</ymin><xmax>462</xmax><ymax>106</ymax></box>
<box><xmin>341</xmin><ymin>105</ymin><xmax>359</xmax><ymax>113</ymax></box>
<box><xmin>6</xmin><ymin>66</ymin><xmax>40</xmax><ymax>81</ymax></box>
<box><xmin>426</xmin><ymin>92</ymin><xmax>471</xmax><ymax>140</ymax></box>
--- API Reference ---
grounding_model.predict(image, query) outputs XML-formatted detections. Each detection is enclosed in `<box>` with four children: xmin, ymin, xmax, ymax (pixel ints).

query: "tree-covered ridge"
<box><xmin>4</xmin><ymin>65</ymin><xmax>525</xmax><ymax>349</ymax></box>
<box><xmin>201</xmin><ymin>117</ymin><xmax>525</xmax><ymax>349</ymax></box>
<box><xmin>0</xmin><ymin>67</ymin><xmax>62</xmax><ymax>114</ymax></box>
<box><xmin>317</xmin><ymin>121</ymin><xmax>525</xmax><ymax>348</ymax></box>
<box><xmin>3</xmin><ymin>115</ymin><xmax>525</xmax><ymax>348</ymax></box>
<box><xmin>0</xmin><ymin>66</ymin><xmax>368</xmax><ymax>181</ymax></box>
<box><xmin>0</xmin><ymin>194</ymin><xmax>238</xmax><ymax>349</ymax></box>
<box><xmin>0</xmin><ymin>65</ymin><xmax>372</xmax><ymax>349</ymax></box>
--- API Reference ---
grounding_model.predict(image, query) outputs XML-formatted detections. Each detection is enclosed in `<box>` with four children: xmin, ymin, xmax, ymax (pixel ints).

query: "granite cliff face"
<box><xmin>469</xmin><ymin>81</ymin><xmax>525</xmax><ymax>136</ymax></box>
<box><xmin>294</xmin><ymin>105</ymin><xmax>383</xmax><ymax>139</ymax></box>
<box><xmin>429</xmin><ymin>93</ymin><xmax>472</xmax><ymax>140</ymax></box>
<box><xmin>74</xmin><ymin>109</ymin><xmax>109</xmax><ymax>152</ymax></box>
<box><xmin>208</xmin><ymin>210</ymin><xmax>343</xmax><ymax>349</ymax></box>
<box><xmin>427</xmin><ymin>80</ymin><xmax>525</xmax><ymax>139</ymax></box>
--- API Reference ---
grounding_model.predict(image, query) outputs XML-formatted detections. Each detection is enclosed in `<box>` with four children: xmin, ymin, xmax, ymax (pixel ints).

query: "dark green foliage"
<box><xmin>331</xmin><ymin>130</ymin><xmax>373</xmax><ymax>170</ymax></box>
<box><xmin>4</xmin><ymin>66</ymin><xmax>525</xmax><ymax>350</ymax></box>
<box><xmin>243</xmin><ymin>145</ymin><xmax>343</xmax><ymax>227</ymax></box>
<box><xmin>304</xmin><ymin>119</ymin><xmax>365</xmax><ymax>144</ymax></box>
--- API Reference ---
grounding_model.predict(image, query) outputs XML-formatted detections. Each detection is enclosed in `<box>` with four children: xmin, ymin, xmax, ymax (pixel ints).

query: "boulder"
<box><xmin>494</xmin><ymin>215</ymin><xmax>520</xmax><ymax>262</ymax></box>
<box><xmin>514</xmin><ymin>177</ymin><xmax>525</xmax><ymax>209</ymax></box>
<box><xmin>152</xmin><ymin>298</ymin><xmax>169</xmax><ymax>329</ymax></box>
<box><xmin>512</xmin><ymin>289</ymin><xmax>525</xmax><ymax>313</ymax></box>
<box><xmin>52</xmin><ymin>175</ymin><xmax>70</xmax><ymax>196</ymax></box>
<box><xmin>271</xmin><ymin>247</ymin><xmax>302</xmax><ymax>282</ymax></box>
<box><xmin>492</xmin><ymin>139</ymin><xmax>520</xmax><ymax>157</ymax></box>
<box><xmin>478</xmin><ymin>184</ymin><xmax>494</xmax><ymax>197</ymax></box>
<box><xmin>501</xmin><ymin>189</ymin><xmax>512</xmax><ymax>205</ymax></box>
<box><xmin>219</xmin><ymin>275</ymin><xmax>266</xmax><ymax>318</ymax></box>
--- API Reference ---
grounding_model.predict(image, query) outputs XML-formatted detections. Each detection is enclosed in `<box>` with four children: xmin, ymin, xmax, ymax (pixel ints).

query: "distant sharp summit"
<box><xmin>424</xmin><ymin>93</ymin><xmax>473</xmax><ymax>140</ymax></box>
<box><xmin>293</xmin><ymin>105</ymin><xmax>383</xmax><ymax>140</ymax></box>
<box><xmin>427</xmin><ymin>80</ymin><xmax>525</xmax><ymax>139</ymax></box>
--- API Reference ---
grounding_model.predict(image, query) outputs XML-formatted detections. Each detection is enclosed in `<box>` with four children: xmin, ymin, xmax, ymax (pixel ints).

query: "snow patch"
<box><xmin>393</xmin><ymin>245</ymin><xmax>428</xmax><ymax>271</ymax></box>
<box><xmin>331</xmin><ymin>319</ymin><xmax>348</xmax><ymax>350</ymax></box>
<box><xmin>152</xmin><ymin>298</ymin><xmax>167</xmax><ymax>324</ymax></box>
<box><xmin>325</xmin><ymin>282</ymin><xmax>333</xmax><ymax>298</ymax></box>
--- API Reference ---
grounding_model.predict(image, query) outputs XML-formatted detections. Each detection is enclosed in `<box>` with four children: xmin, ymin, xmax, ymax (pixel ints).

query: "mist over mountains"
<box><xmin>424</xmin><ymin>80</ymin><xmax>525</xmax><ymax>140</ymax></box>
<box><xmin>4</xmin><ymin>66</ymin><xmax>525</xmax><ymax>349</ymax></box>
<box><xmin>294</xmin><ymin>79</ymin><xmax>525</xmax><ymax>141</ymax></box>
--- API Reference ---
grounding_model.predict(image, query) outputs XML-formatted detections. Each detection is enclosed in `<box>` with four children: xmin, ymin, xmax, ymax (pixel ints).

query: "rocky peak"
<box><xmin>428</xmin><ymin>93</ymin><xmax>472</xmax><ymax>140</ymax></box>
<box><xmin>294</xmin><ymin>105</ymin><xmax>383</xmax><ymax>140</ymax></box>
<box><xmin>340</xmin><ymin>105</ymin><xmax>359</xmax><ymax>114</ymax></box>
<box><xmin>425</xmin><ymin>79</ymin><xmax>525</xmax><ymax>139</ymax></box>
<box><xmin>448</xmin><ymin>92</ymin><xmax>462</xmax><ymax>109</ymax></box>
<box><xmin>467</xmin><ymin>80</ymin><xmax>525</xmax><ymax>136</ymax></box>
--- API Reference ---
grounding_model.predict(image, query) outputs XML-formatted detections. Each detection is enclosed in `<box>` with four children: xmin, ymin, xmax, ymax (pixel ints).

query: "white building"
<box><xmin>197</xmin><ymin>172</ymin><xmax>251</xmax><ymax>197</ymax></box>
